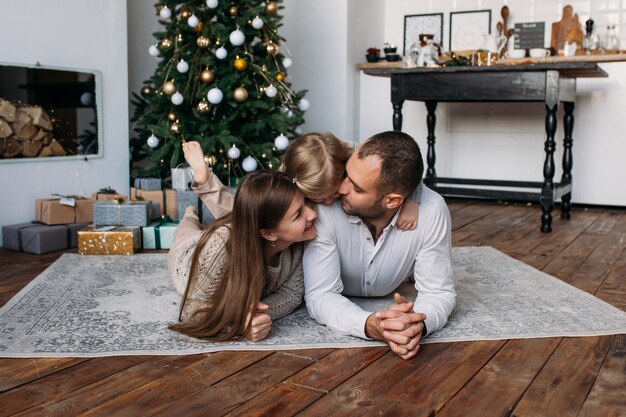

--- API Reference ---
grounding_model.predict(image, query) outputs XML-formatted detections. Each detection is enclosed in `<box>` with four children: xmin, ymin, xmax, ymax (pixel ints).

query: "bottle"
<box><xmin>605</xmin><ymin>25</ymin><xmax>620</xmax><ymax>52</ymax></box>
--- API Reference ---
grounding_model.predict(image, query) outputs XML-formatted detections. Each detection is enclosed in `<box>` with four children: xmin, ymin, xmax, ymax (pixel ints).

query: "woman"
<box><xmin>168</xmin><ymin>142</ymin><xmax>317</xmax><ymax>342</ymax></box>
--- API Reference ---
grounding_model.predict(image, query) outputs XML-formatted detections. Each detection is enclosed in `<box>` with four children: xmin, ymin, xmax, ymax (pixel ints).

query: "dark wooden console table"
<box><xmin>361</xmin><ymin>62</ymin><xmax>608</xmax><ymax>232</ymax></box>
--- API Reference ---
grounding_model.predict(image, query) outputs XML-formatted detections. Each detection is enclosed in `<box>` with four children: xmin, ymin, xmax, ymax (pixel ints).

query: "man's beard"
<box><xmin>340</xmin><ymin>194</ymin><xmax>387</xmax><ymax>221</ymax></box>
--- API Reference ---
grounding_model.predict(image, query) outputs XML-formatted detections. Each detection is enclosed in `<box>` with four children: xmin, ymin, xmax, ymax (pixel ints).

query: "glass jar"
<box><xmin>605</xmin><ymin>25</ymin><xmax>620</xmax><ymax>51</ymax></box>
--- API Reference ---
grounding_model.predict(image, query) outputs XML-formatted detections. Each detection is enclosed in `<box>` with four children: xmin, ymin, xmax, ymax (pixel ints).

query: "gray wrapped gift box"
<box><xmin>93</xmin><ymin>201</ymin><xmax>152</xmax><ymax>227</ymax></box>
<box><xmin>176</xmin><ymin>190</ymin><xmax>215</xmax><ymax>224</ymax></box>
<box><xmin>2</xmin><ymin>222</ymin><xmax>89</xmax><ymax>254</ymax></box>
<box><xmin>133</xmin><ymin>177</ymin><xmax>162</xmax><ymax>191</ymax></box>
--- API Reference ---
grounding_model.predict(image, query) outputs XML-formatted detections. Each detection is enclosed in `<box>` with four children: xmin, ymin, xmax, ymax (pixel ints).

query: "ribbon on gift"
<box><xmin>94</xmin><ymin>187</ymin><xmax>123</xmax><ymax>201</ymax></box>
<box><xmin>152</xmin><ymin>215</ymin><xmax>179</xmax><ymax>250</ymax></box>
<box><xmin>42</xmin><ymin>194</ymin><xmax>87</xmax><ymax>223</ymax></box>
<box><xmin>132</xmin><ymin>188</ymin><xmax>169</xmax><ymax>217</ymax></box>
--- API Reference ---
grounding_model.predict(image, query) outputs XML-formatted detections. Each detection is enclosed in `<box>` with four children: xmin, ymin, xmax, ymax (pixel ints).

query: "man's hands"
<box><xmin>244</xmin><ymin>302</ymin><xmax>272</xmax><ymax>342</ymax></box>
<box><xmin>365</xmin><ymin>294</ymin><xmax>426</xmax><ymax>360</ymax></box>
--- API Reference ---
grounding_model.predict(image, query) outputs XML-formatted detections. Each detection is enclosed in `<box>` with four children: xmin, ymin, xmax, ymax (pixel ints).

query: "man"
<box><xmin>303</xmin><ymin>130</ymin><xmax>455</xmax><ymax>360</ymax></box>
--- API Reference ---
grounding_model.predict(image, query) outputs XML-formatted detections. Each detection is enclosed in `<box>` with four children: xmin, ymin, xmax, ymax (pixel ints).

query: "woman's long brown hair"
<box><xmin>169</xmin><ymin>171</ymin><xmax>298</xmax><ymax>341</ymax></box>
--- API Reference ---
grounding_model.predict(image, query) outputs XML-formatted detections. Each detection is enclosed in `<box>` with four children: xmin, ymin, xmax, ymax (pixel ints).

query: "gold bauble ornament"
<box><xmin>229</xmin><ymin>6</ymin><xmax>238</xmax><ymax>17</ymax></box>
<box><xmin>141</xmin><ymin>85</ymin><xmax>153</xmax><ymax>97</ymax></box>
<box><xmin>266</xmin><ymin>42</ymin><xmax>279</xmax><ymax>56</ymax></box>
<box><xmin>276</xmin><ymin>72</ymin><xmax>285</xmax><ymax>81</ymax></box>
<box><xmin>200</xmin><ymin>69</ymin><xmax>215</xmax><ymax>83</ymax></box>
<box><xmin>233</xmin><ymin>86</ymin><xmax>249</xmax><ymax>102</ymax></box>
<box><xmin>168</xmin><ymin>113</ymin><xmax>176</xmax><ymax>121</ymax></box>
<box><xmin>194</xmin><ymin>21</ymin><xmax>204</xmax><ymax>33</ymax></box>
<box><xmin>197</xmin><ymin>36</ymin><xmax>210</xmax><ymax>48</ymax></box>
<box><xmin>205</xmin><ymin>155</ymin><xmax>218</xmax><ymax>167</ymax></box>
<box><xmin>180</xmin><ymin>10</ymin><xmax>192</xmax><ymax>19</ymax></box>
<box><xmin>162</xmin><ymin>81</ymin><xmax>176</xmax><ymax>95</ymax></box>
<box><xmin>196</xmin><ymin>99</ymin><xmax>212</xmax><ymax>113</ymax></box>
<box><xmin>265</xmin><ymin>1</ymin><xmax>278</xmax><ymax>16</ymax></box>
<box><xmin>160</xmin><ymin>38</ymin><xmax>173</xmax><ymax>49</ymax></box>
<box><xmin>170</xmin><ymin>123</ymin><xmax>181</xmax><ymax>135</ymax></box>
<box><xmin>234</xmin><ymin>56</ymin><xmax>247</xmax><ymax>71</ymax></box>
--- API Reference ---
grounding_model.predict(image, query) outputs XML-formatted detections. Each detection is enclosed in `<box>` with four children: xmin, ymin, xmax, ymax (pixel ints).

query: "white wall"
<box><xmin>356</xmin><ymin>0</ymin><xmax>626</xmax><ymax>206</ymax></box>
<box><xmin>0</xmin><ymin>0</ymin><xmax>130</xmax><ymax>242</ymax></box>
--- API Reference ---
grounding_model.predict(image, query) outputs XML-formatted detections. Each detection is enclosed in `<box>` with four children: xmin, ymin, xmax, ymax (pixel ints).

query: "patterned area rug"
<box><xmin>1</xmin><ymin>247</ymin><xmax>625</xmax><ymax>358</ymax></box>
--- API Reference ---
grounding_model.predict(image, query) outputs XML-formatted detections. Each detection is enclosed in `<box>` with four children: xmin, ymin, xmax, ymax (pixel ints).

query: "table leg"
<box><xmin>561</xmin><ymin>102</ymin><xmax>574</xmax><ymax>220</ymax></box>
<box><xmin>541</xmin><ymin>103</ymin><xmax>558</xmax><ymax>233</ymax></box>
<box><xmin>393</xmin><ymin>101</ymin><xmax>404</xmax><ymax>131</ymax></box>
<box><xmin>425</xmin><ymin>101</ymin><xmax>438</xmax><ymax>182</ymax></box>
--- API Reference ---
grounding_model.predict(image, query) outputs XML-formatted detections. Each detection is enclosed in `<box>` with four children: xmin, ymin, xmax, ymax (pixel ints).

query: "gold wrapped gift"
<box><xmin>77</xmin><ymin>225</ymin><xmax>141</xmax><ymax>255</ymax></box>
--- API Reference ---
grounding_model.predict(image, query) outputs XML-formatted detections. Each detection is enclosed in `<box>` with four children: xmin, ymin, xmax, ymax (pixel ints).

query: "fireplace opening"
<box><xmin>0</xmin><ymin>63</ymin><xmax>101</xmax><ymax>160</ymax></box>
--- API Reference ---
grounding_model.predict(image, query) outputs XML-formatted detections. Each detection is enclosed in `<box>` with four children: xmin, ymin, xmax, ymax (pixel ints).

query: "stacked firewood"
<box><xmin>0</xmin><ymin>98</ymin><xmax>68</xmax><ymax>158</ymax></box>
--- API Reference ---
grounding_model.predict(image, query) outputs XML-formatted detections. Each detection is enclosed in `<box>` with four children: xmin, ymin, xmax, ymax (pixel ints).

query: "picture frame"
<box><xmin>449</xmin><ymin>10</ymin><xmax>491</xmax><ymax>51</ymax></box>
<box><xmin>403</xmin><ymin>13</ymin><xmax>444</xmax><ymax>56</ymax></box>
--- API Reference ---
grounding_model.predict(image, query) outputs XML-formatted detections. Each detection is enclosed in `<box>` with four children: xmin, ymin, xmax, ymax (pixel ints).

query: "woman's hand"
<box><xmin>245</xmin><ymin>302</ymin><xmax>272</xmax><ymax>342</ymax></box>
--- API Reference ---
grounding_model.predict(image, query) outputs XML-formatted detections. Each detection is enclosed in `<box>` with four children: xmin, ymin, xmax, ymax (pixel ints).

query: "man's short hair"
<box><xmin>357</xmin><ymin>131</ymin><xmax>423</xmax><ymax>198</ymax></box>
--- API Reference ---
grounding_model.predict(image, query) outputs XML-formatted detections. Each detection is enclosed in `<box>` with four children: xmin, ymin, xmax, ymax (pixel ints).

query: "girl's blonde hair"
<box><xmin>279</xmin><ymin>132</ymin><xmax>353</xmax><ymax>200</ymax></box>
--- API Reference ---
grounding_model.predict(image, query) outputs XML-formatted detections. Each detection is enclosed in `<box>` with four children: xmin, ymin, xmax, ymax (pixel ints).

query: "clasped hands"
<box><xmin>366</xmin><ymin>293</ymin><xmax>426</xmax><ymax>360</ymax></box>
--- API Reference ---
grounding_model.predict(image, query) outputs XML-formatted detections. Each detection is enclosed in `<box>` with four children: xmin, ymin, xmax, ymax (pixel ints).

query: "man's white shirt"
<box><xmin>303</xmin><ymin>185</ymin><xmax>456</xmax><ymax>339</ymax></box>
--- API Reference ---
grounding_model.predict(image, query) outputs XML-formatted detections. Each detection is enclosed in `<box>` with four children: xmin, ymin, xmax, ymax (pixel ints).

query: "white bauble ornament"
<box><xmin>171</xmin><ymin>92</ymin><xmax>184</xmax><ymax>105</ymax></box>
<box><xmin>176</xmin><ymin>59</ymin><xmax>189</xmax><ymax>73</ymax></box>
<box><xmin>147</xmin><ymin>133</ymin><xmax>160</xmax><ymax>148</ymax></box>
<box><xmin>265</xmin><ymin>84</ymin><xmax>277</xmax><ymax>98</ymax></box>
<box><xmin>242</xmin><ymin>156</ymin><xmax>258</xmax><ymax>172</ymax></box>
<box><xmin>227</xmin><ymin>145</ymin><xmax>241</xmax><ymax>160</ymax></box>
<box><xmin>206</xmin><ymin>0</ymin><xmax>218</xmax><ymax>8</ymax></box>
<box><xmin>282</xmin><ymin>57</ymin><xmax>293</xmax><ymax>68</ymax></box>
<box><xmin>274</xmin><ymin>134</ymin><xmax>289</xmax><ymax>151</ymax></box>
<box><xmin>187</xmin><ymin>14</ymin><xmax>199</xmax><ymax>28</ymax></box>
<box><xmin>80</xmin><ymin>92</ymin><xmax>93</xmax><ymax>106</ymax></box>
<box><xmin>295</xmin><ymin>127</ymin><xmax>303</xmax><ymax>135</ymax></box>
<box><xmin>229</xmin><ymin>28</ymin><xmax>245</xmax><ymax>46</ymax></box>
<box><xmin>215</xmin><ymin>46</ymin><xmax>227</xmax><ymax>59</ymax></box>
<box><xmin>298</xmin><ymin>98</ymin><xmax>310</xmax><ymax>111</ymax></box>
<box><xmin>159</xmin><ymin>6</ymin><xmax>172</xmax><ymax>19</ymax></box>
<box><xmin>148</xmin><ymin>44</ymin><xmax>160</xmax><ymax>57</ymax></box>
<box><xmin>252</xmin><ymin>16</ymin><xmax>264</xmax><ymax>29</ymax></box>
<box><xmin>207</xmin><ymin>87</ymin><xmax>224</xmax><ymax>104</ymax></box>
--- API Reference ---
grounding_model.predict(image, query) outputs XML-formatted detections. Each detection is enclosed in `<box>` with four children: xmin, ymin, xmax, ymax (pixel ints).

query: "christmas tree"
<box><xmin>130</xmin><ymin>0</ymin><xmax>308</xmax><ymax>186</ymax></box>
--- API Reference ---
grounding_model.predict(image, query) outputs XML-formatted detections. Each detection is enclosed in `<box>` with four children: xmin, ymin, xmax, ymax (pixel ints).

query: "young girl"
<box><xmin>168</xmin><ymin>141</ymin><xmax>316</xmax><ymax>342</ymax></box>
<box><xmin>280</xmin><ymin>132</ymin><xmax>421</xmax><ymax>229</ymax></box>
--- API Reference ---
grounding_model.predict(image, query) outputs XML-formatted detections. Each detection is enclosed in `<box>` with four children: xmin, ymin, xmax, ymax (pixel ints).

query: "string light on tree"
<box><xmin>176</xmin><ymin>59</ymin><xmax>189</xmax><ymax>73</ymax></box>
<box><xmin>141</xmin><ymin>85</ymin><xmax>154</xmax><ymax>97</ymax></box>
<box><xmin>168</xmin><ymin>112</ymin><xmax>177</xmax><ymax>121</ymax></box>
<box><xmin>242</xmin><ymin>156</ymin><xmax>258</xmax><ymax>172</ymax></box>
<box><xmin>160</xmin><ymin>38</ymin><xmax>173</xmax><ymax>49</ymax></box>
<box><xmin>170</xmin><ymin>122</ymin><xmax>181</xmax><ymax>135</ymax></box>
<box><xmin>274</xmin><ymin>133</ymin><xmax>289</xmax><ymax>150</ymax></box>
<box><xmin>180</xmin><ymin>10</ymin><xmax>192</xmax><ymax>20</ymax></box>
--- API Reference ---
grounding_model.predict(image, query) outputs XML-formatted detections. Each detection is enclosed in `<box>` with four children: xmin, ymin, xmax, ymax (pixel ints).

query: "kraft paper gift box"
<box><xmin>91</xmin><ymin>187</ymin><xmax>128</xmax><ymax>201</ymax></box>
<box><xmin>77</xmin><ymin>226</ymin><xmax>141</xmax><ymax>255</ymax></box>
<box><xmin>171</xmin><ymin>165</ymin><xmax>193</xmax><ymax>192</ymax></box>
<box><xmin>129</xmin><ymin>187</ymin><xmax>178</xmax><ymax>219</ymax></box>
<box><xmin>132</xmin><ymin>177</ymin><xmax>162</xmax><ymax>191</ymax></box>
<box><xmin>35</xmin><ymin>197</ymin><xmax>95</xmax><ymax>225</ymax></box>
<box><xmin>92</xmin><ymin>200</ymin><xmax>152</xmax><ymax>227</ymax></box>
<box><xmin>176</xmin><ymin>190</ymin><xmax>215</xmax><ymax>224</ymax></box>
<box><xmin>2</xmin><ymin>222</ymin><xmax>89</xmax><ymax>254</ymax></box>
<box><xmin>142</xmin><ymin>217</ymin><xmax>179</xmax><ymax>250</ymax></box>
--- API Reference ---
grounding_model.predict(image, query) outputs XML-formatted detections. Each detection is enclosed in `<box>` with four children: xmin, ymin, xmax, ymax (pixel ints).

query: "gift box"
<box><xmin>133</xmin><ymin>177</ymin><xmax>162</xmax><ymax>191</ymax></box>
<box><xmin>2</xmin><ymin>222</ymin><xmax>89</xmax><ymax>254</ymax></box>
<box><xmin>176</xmin><ymin>190</ymin><xmax>215</xmax><ymax>224</ymax></box>
<box><xmin>142</xmin><ymin>217</ymin><xmax>179</xmax><ymax>250</ymax></box>
<box><xmin>171</xmin><ymin>165</ymin><xmax>193</xmax><ymax>192</ymax></box>
<box><xmin>78</xmin><ymin>226</ymin><xmax>141</xmax><ymax>255</ymax></box>
<box><xmin>91</xmin><ymin>187</ymin><xmax>128</xmax><ymax>201</ymax></box>
<box><xmin>93</xmin><ymin>200</ymin><xmax>152</xmax><ymax>227</ymax></box>
<box><xmin>130</xmin><ymin>187</ymin><xmax>178</xmax><ymax>219</ymax></box>
<box><xmin>35</xmin><ymin>197</ymin><xmax>95</xmax><ymax>225</ymax></box>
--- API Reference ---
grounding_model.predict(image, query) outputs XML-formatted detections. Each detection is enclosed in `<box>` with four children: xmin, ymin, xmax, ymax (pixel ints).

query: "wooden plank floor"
<box><xmin>1</xmin><ymin>200</ymin><xmax>625</xmax><ymax>416</ymax></box>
